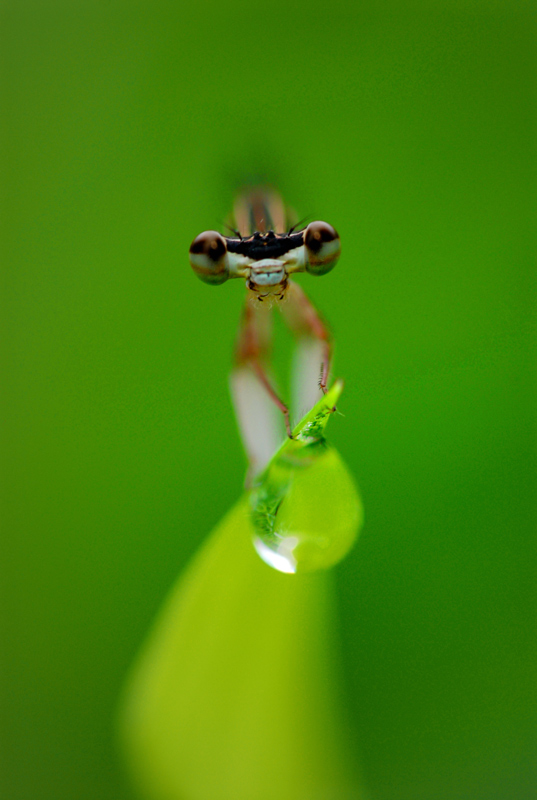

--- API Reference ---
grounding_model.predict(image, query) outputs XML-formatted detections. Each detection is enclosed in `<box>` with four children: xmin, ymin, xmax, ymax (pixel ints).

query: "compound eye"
<box><xmin>189</xmin><ymin>231</ymin><xmax>229</xmax><ymax>285</ymax></box>
<box><xmin>304</xmin><ymin>221</ymin><xmax>341</xmax><ymax>276</ymax></box>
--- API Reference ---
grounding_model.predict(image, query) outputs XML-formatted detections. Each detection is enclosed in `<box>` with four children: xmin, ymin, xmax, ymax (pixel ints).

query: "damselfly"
<box><xmin>189</xmin><ymin>188</ymin><xmax>341</xmax><ymax>481</ymax></box>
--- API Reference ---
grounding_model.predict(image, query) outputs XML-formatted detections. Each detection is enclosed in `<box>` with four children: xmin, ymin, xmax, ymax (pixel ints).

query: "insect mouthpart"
<box><xmin>249</xmin><ymin>259</ymin><xmax>287</xmax><ymax>287</ymax></box>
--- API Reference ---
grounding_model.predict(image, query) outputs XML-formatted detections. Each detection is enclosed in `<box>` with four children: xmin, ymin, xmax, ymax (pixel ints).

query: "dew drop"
<box><xmin>250</xmin><ymin>431</ymin><xmax>363</xmax><ymax>574</ymax></box>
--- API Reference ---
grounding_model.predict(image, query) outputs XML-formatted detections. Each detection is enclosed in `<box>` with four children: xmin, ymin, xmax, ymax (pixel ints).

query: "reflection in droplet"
<box><xmin>250</xmin><ymin>397</ymin><xmax>363</xmax><ymax>574</ymax></box>
<box><xmin>253</xmin><ymin>536</ymin><xmax>298</xmax><ymax>573</ymax></box>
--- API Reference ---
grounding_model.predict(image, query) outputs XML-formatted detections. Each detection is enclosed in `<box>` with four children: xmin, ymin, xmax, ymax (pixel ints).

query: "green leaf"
<box><xmin>119</xmin><ymin>384</ymin><xmax>365</xmax><ymax>800</ymax></box>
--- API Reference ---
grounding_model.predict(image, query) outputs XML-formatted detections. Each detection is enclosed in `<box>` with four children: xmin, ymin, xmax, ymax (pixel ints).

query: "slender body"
<box><xmin>189</xmin><ymin>188</ymin><xmax>341</xmax><ymax>481</ymax></box>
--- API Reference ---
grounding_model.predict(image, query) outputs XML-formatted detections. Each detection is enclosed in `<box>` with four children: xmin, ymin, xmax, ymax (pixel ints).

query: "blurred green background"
<box><xmin>2</xmin><ymin>1</ymin><xmax>535</xmax><ymax>798</ymax></box>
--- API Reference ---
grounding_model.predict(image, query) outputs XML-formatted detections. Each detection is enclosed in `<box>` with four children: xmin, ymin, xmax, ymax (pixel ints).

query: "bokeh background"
<box><xmin>2</xmin><ymin>1</ymin><xmax>535</xmax><ymax>799</ymax></box>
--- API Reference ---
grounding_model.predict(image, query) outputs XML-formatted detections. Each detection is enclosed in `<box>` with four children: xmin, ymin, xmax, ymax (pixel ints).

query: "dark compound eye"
<box><xmin>189</xmin><ymin>231</ymin><xmax>229</xmax><ymax>285</ymax></box>
<box><xmin>304</xmin><ymin>221</ymin><xmax>341</xmax><ymax>276</ymax></box>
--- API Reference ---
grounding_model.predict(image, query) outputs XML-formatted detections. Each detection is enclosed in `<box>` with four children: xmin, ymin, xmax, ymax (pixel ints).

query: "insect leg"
<box><xmin>230</xmin><ymin>300</ymin><xmax>291</xmax><ymax>483</ymax></box>
<box><xmin>280</xmin><ymin>280</ymin><xmax>333</xmax><ymax>408</ymax></box>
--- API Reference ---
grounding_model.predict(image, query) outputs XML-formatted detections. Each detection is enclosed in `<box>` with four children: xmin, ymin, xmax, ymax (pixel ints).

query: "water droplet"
<box><xmin>249</xmin><ymin>385</ymin><xmax>363</xmax><ymax>574</ymax></box>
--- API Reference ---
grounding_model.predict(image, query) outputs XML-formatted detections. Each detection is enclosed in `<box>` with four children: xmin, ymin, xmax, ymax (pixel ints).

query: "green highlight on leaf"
<box><xmin>118</xmin><ymin>381</ymin><xmax>365</xmax><ymax>800</ymax></box>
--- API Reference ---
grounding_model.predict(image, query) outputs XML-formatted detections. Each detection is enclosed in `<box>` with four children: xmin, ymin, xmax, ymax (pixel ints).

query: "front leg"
<box><xmin>280</xmin><ymin>280</ymin><xmax>333</xmax><ymax>406</ymax></box>
<box><xmin>230</xmin><ymin>300</ymin><xmax>292</xmax><ymax>485</ymax></box>
<box><xmin>234</xmin><ymin>300</ymin><xmax>293</xmax><ymax>437</ymax></box>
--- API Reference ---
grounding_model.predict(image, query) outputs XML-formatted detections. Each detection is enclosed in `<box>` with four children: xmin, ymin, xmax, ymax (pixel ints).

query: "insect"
<box><xmin>189</xmin><ymin>187</ymin><xmax>341</xmax><ymax>481</ymax></box>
